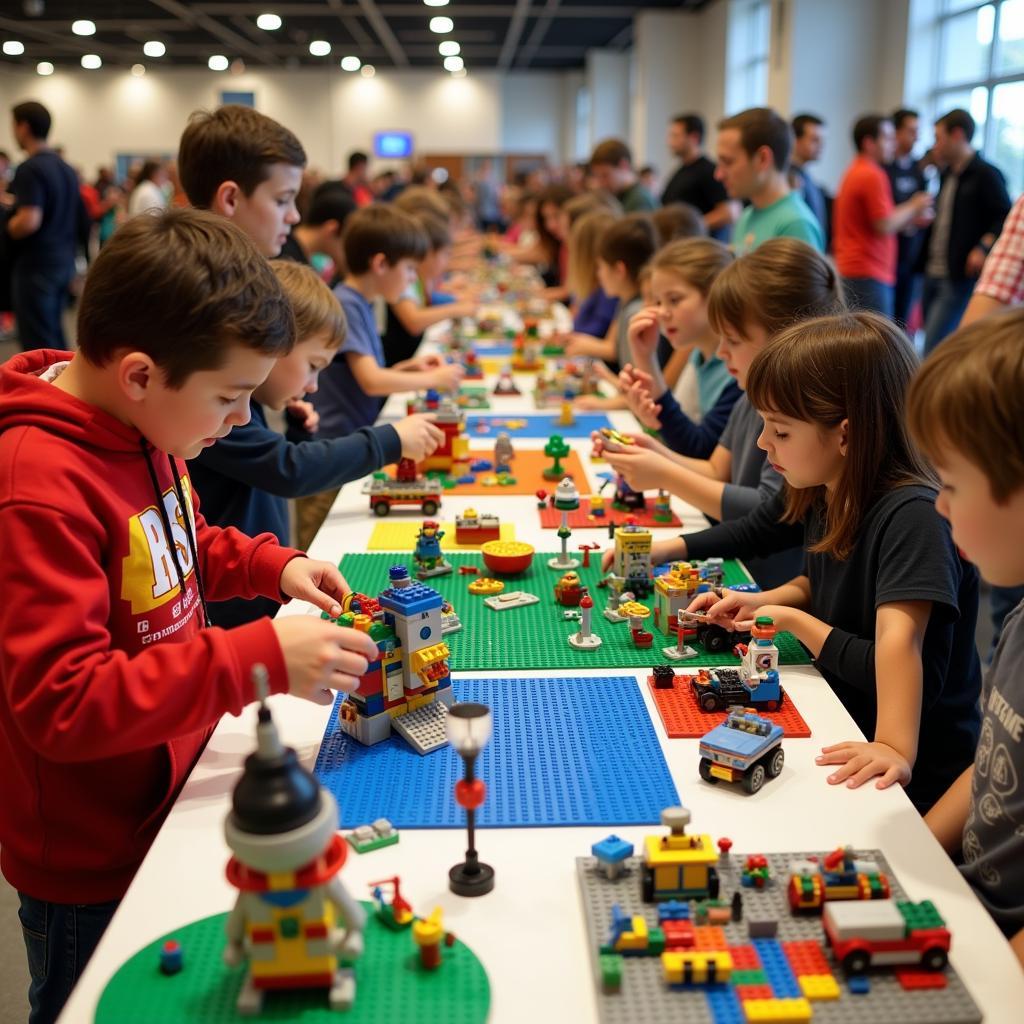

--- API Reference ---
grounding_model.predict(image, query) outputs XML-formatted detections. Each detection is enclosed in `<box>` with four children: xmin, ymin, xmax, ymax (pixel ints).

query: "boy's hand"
<box><xmin>601</xmin><ymin>444</ymin><xmax>674</xmax><ymax>493</ymax></box>
<box><xmin>271</xmin><ymin>617</ymin><xmax>379</xmax><ymax>703</ymax></box>
<box><xmin>405</xmin><ymin>353</ymin><xmax>443</xmax><ymax>372</ymax></box>
<box><xmin>430</xmin><ymin>362</ymin><xmax>465</xmax><ymax>392</ymax></box>
<box><xmin>601</xmin><ymin>536</ymin><xmax>684</xmax><ymax>574</ymax></box>
<box><xmin>816</xmin><ymin>740</ymin><xmax>912</xmax><ymax>790</ymax></box>
<box><xmin>286</xmin><ymin>399</ymin><xmax>319</xmax><ymax>433</ymax></box>
<box><xmin>279</xmin><ymin>557</ymin><xmax>352</xmax><ymax>617</ymax></box>
<box><xmin>627</xmin><ymin>306</ymin><xmax>661</xmax><ymax>366</ymax></box>
<box><xmin>624</xmin><ymin>378</ymin><xmax>662</xmax><ymax>430</ymax></box>
<box><xmin>395</xmin><ymin>414</ymin><xmax>445</xmax><ymax>461</ymax></box>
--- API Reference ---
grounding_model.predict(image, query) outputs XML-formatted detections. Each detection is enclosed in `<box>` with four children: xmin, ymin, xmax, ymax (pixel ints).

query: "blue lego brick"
<box><xmin>699</xmin><ymin>721</ymin><xmax>784</xmax><ymax>758</ymax></box>
<box><xmin>464</xmin><ymin>412</ymin><xmax>613</xmax><ymax>439</ymax></box>
<box><xmin>753</xmin><ymin>939</ymin><xmax>802</xmax><ymax>998</ymax></box>
<box><xmin>705</xmin><ymin>984</ymin><xmax>745</xmax><ymax>1024</ymax></box>
<box><xmin>378</xmin><ymin>582</ymin><xmax>443</xmax><ymax>615</ymax></box>
<box><xmin>592</xmin><ymin>835</ymin><xmax>634</xmax><ymax>864</ymax></box>
<box><xmin>848</xmin><ymin>975</ymin><xmax>871</xmax><ymax>995</ymax></box>
<box><xmin>315</xmin><ymin>676</ymin><xmax>679</xmax><ymax>828</ymax></box>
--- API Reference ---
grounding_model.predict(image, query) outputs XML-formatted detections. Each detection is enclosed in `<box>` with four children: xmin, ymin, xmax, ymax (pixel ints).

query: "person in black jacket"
<box><xmin>920</xmin><ymin>108</ymin><xmax>1011</xmax><ymax>352</ymax></box>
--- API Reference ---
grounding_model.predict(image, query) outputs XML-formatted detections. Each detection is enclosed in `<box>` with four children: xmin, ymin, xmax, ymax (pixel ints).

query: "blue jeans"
<box><xmin>922</xmin><ymin>276</ymin><xmax>975</xmax><ymax>353</ymax></box>
<box><xmin>893</xmin><ymin>267</ymin><xmax>922</xmax><ymax>329</ymax></box>
<box><xmin>841</xmin><ymin>276</ymin><xmax>894</xmax><ymax>318</ymax></box>
<box><xmin>10</xmin><ymin>262</ymin><xmax>73</xmax><ymax>351</ymax></box>
<box><xmin>17</xmin><ymin>893</ymin><xmax>119</xmax><ymax>1024</ymax></box>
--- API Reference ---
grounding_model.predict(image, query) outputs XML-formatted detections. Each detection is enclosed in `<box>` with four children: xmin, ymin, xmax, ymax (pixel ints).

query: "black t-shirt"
<box><xmin>661</xmin><ymin>156</ymin><xmax>730</xmax><ymax>241</ymax></box>
<box><xmin>10</xmin><ymin>149</ymin><xmax>80</xmax><ymax>269</ymax></box>
<box><xmin>277</xmin><ymin>232</ymin><xmax>310</xmax><ymax>265</ymax></box>
<box><xmin>885</xmin><ymin>157</ymin><xmax>928</xmax><ymax>271</ymax></box>
<box><xmin>381</xmin><ymin>303</ymin><xmax>423</xmax><ymax>367</ymax></box>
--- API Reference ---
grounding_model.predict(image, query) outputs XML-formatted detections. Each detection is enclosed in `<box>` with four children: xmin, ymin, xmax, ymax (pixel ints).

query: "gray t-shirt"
<box><xmin>926</xmin><ymin>173</ymin><xmax>958</xmax><ymax>278</ymax></box>
<box><xmin>615</xmin><ymin>294</ymin><xmax>643</xmax><ymax>371</ymax></box>
<box><xmin>961</xmin><ymin>599</ymin><xmax>1024</xmax><ymax>938</ymax></box>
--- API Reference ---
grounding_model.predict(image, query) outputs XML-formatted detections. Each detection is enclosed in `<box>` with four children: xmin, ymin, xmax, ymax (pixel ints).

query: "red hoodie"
<box><xmin>0</xmin><ymin>350</ymin><xmax>299</xmax><ymax>903</ymax></box>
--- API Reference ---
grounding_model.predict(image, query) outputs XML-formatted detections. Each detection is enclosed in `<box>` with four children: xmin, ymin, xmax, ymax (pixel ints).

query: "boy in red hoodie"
<box><xmin>0</xmin><ymin>208</ymin><xmax>379</xmax><ymax>1024</ymax></box>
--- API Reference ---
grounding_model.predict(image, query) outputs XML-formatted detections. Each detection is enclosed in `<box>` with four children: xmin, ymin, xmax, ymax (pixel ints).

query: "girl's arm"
<box><xmin>924</xmin><ymin>764</ymin><xmax>973</xmax><ymax>856</ymax></box>
<box><xmin>816</xmin><ymin>600</ymin><xmax>931</xmax><ymax>790</ymax></box>
<box><xmin>391</xmin><ymin>297</ymin><xmax>477</xmax><ymax>335</ymax></box>
<box><xmin>566</xmin><ymin>316</ymin><xmax>617</xmax><ymax>362</ymax></box>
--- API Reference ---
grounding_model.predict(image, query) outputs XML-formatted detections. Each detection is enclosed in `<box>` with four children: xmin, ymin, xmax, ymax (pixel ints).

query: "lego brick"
<box><xmin>648</xmin><ymin>675</ymin><xmax>812</xmax><ymax>739</ymax></box>
<box><xmin>823</xmin><ymin>899</ymin><xmax>905</xmax><ymax>940</ymax></box>
<box><xmin>747</xmin><ymin>920</ymin><xmax>778</xmax><ymax>940</ymax></box>
<box><xmin>337</xmin><ymin>553</ymin><xmax>813</xmax><ymax>672</ymax></box>
<box><xmin>740</xmin><ymin>996</ymin><xmax>812</xmax><ymax>1022</ymax></box>
<box><xmin>798</xmin><ymin>974</ymin><xmax>841</xmax><ymax>1000</ymax></box>
<box><xmin>465</xmin><ymin>412</ymin><xmax>613</xmax><ymax>439</ymax></box>
<box><xmin>896</xmin><ymin>969</ymin><xmax>948</xmax><ymax>991</ymax></box>
<box><xmin>367</xmin><ymin>520</ymin><xmax>516</xmax><ymax>552</ymax></box>
<box><xmin>539</xmin><ymin>503</ymin><xmax>683</xmax><ymax>530</ymax></box>
<box><xmin>781</xmin><ymin>940</ymin><xmax>832</xmax><ymax>979</ymax></box>
<box><xmin>345</xmin><ymin>819</ymin><xmax>400</xmax><ymax>854</ymax></box>
<box><xmin>847</xmin><ymin>976</ymin><xmax>871</xmax><ymax>995</ymax></box>
<box><xmin>576</xmin><ymin>850</ymin><xmax>982</xmax><ymax>1024</ymax></box>
<box><xmin>390</xmin><ymin>700</ymin><xmax>450</xmax><ymax>755</ymax></box>
<box><xmin>94</xmin><ymin>903</ymin><xmax>490</xmax><ymax>1024</ymax></box>
<box><xmin>694</xmin><ymin>927</ymin><xmax>729</xmax><ymax>950</ymax></box>
<box><xmin>316</xmin><ymin>676</ymin><xmax>679</xmax><ymax>828</ymax></box>
<box><xmin>735</xmin><ymin>984</ymin><xmax>775</xmax><ymax>1001</ymax></box>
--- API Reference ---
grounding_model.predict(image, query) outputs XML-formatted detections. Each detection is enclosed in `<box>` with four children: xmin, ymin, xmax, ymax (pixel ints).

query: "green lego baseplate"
<box><xmin>336</xmin><ymin>552</ymin><xmax>813</xmax><ymax>671</ymax></box>
<box><xmin>95</xmin><ymin>902</ymin><xmax>490</xmax><ymax>1024</ymax></box>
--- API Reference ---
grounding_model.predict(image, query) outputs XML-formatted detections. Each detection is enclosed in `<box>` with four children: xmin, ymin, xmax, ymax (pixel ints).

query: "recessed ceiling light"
<box><xmin>360</xmin><ymin>64</ymin><xmax>375</xmax><ymax>77</ymax></box>
<box><xmin>309</xmin><ymin>39</ymin><xmax>331</xmax><ymax>57</ymax></box>
<box><xmin>131</xmin><ymin>63</ymin><xmax>146</xmax><ymax>76</ymax></box>
<box><xmin>451</xmin><ymin>67</ymin><xmax>467</xmax><ymax>79</ymax></box>
<box><xmin>438</xmin><ymin>40</ymin><xmax>460</xmax><ymax>57</ymax></box>
<box><xmin>340</xmin><ymin>55</ymin><xmax>361</xmax><ymax>71</ymax></box>
<box><xmin>36</xmin><ymin>60</ymin><xmax>54</xmax><ymax>75</ymax></box>
<box><xmin>80</xmin><ymin>53</ymin><xmax>102</xmax><ymax>69</ymax></box>
<box><xmin>3</xmin><ymin>40</ymin><xmax>26</xmax><ymax>56</ymax></box>
<box><xmin>256</xmin><ymin>13</ymin><xmax>282</xmax><ymax>30</ymax></box>
<box><xmin>424</xmin><ymin>0</ymin><xmax>450</xmax><ymax>6</ymax></box>
<box><xmin>208</xmin><ymin>54</ymin><xmax>228</xmax><ymax>71</ymax></box>
<box><xmin>71</xmin><ymin>20</ymin><xmax>95</xmax><ymax>36</ymax></box>
<box><xmin>429</xmin><ymin>16</ymin><xmax>454</xmax><ymax>33</ymax></box>
<box><xmin>143</xmin><ymin>40</ymin><xmax>165</xmax><ymax>57</ymax></box>
<box><xmin>443</xmin><ymin>55</ymin><xmax>463</xmax><ymax>72</ymax></box>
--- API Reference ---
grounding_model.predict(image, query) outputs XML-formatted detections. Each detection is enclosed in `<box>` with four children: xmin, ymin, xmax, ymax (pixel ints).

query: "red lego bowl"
<box><xmin>481</xmin><ymin>540</ymin><xmax>535</xmax><ymax>575</ymax></box>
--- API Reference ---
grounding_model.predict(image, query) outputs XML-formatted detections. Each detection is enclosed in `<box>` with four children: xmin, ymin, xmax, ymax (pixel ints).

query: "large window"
<box><xmin>726</xmin><ymin>0</ymin><xmax>770</xmax><ymax>112</ymax></box>
<box><xmin>935</xmin><ymin>0</ymin><xmax>1024</xmax><ymax>196</ymax></box>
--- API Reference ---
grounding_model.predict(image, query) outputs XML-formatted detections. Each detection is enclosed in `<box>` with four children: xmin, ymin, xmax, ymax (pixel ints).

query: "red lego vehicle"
<box><xmin>823</xmin><ymin>899</ymin><xmax>951</xmax><ymax>974</ymax></box>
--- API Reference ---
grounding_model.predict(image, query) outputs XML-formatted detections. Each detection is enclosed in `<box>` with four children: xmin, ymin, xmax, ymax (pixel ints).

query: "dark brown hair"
<box><xmin>270</xmin><ymin>260</ymin><xmax>346</xmax><ymax>350</ymax></box>
<box><xmin>907</xmin><ymin>309</ymin><xmax>1024</xmax><ymax>502</ymax></box>
<box><xmin>342</xmin><ymin>204</ymin><xmax>429</xmax><ymax>275</ymax></box>
<box><xmin>77</xmin><ymin>208</ymin><xmax>295</xmax><ymax>387</ymax></box>
<box><xmin>708</xmin><ymin>237</ymin><xmax>844</xmax><ymax>339</ymax></box>
<box><xmin>534</xmin><ymin>183</ymin><xmax>575</xmax><ymax>267</ymax></box>
<box><xmin>598</xmin><ymin>213</ymin><xmax>657</xmax><ymax>283</ymax></box>
<box><xmin>651</xmin><ymin>202</ymin><xmax>707</xmax><ymax>246</ymax></box>
<box><xmin>717</xmin><ymin>107</ymin><xmax>792</xmax><ymax>171</ymax></box>
<box><xmin>746</xmin><ymin>311</ymin><xmax>935</xmax><ymax>559</ymax></box>
<box><xmin>177</xmin><ymin>105</ymin><xmax>307</xmax><ymax>208</ymax></box>
<box><xmin>590</xmin><ymin>138</ymin><xmax>633</xmax><ymax>168</ymax></box>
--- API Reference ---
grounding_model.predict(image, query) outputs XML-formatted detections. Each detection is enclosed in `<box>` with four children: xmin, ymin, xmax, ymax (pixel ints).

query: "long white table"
<box><xmin>60</xmin><ymin>358</ymin><xmax>1024</xmax><ymax>1023</ymax></box>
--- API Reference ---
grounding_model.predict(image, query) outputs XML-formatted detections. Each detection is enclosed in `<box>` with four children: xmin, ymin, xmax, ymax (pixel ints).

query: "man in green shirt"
<box><xmin>715</xmin><ymin>107</ymin><xmax>824</xmax><ymax>255</ymax></box>
<box><xmin>589</xmin><ymin>138</ymin><xmax>657</xmax><ymax>213</ymax></box>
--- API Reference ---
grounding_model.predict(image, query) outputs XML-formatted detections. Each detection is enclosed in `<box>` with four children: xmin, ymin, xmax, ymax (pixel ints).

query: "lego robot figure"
<box><xmin>224</xmin><ymin>668</ymin><xmax>366</xmax><ymax>1016</ymax></box>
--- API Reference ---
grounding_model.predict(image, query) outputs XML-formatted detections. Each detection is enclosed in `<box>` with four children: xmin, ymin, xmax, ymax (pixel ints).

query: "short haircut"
<box><xmin>651</xmin><ymin>202</ymin><xmax>707</xmax><ymax>246</ymax></box>
<box><xmin>77</xmin><ymin>208</ymin><xmax>295</xmax><ymax>387</ymax></box>
<box><xmin>597</xmin><ymin>213</ymin><xmax>657</xmax><ymax>282</ymax></box>
<box><xmin>792</xmin><ymin>113</ymin><xmax>824</xmax><ymax>138</ymax></box>
<box><xmin>394</xmin><ymin>185</ymin><xmax>450</xmax><ymax>222</ymax></box>
<box><xmin>342</xmin><ymin>204</ymin><xmax>429</xmax><ymax>275</ymax></box>
<box><xmin>177</xmin><ymin>105</ymin><xmax>307</xmax><ymax>208</ymax></box>
<box><xmin>11</xmin><ymin>101</ymin><xmax>51</xmax><ymax>141</ymax></box>
<box><xmin>853</xmin><ymin>114</ymin><xmax>890</xmax><ymax>151</ymax></box>
<box><xmin>907</xmin><ymin>309</ymin><xmax>1024</xmax><ymax>502</ymax></box>
<box><xmin>892</xmin><ymin>108</ymin><xmax>919</xmax><ymax>129</ymax></box>
<box><xmin>270</xmin><ymin>260</ymin><xmax>346</xmax><ymax>350</ymax></box>
<box><xmin>413</xmin><ymin>210</ymin><xmax>452</xmax><ymax>252</ymax></box>
<box><xmin>708</xmin><ymin>237</ymin><xmax>844</xmax><ymax>340</ymax></box>
<box><xmin>304</xmin><ymin>182</ymin><xmax>357</xmax><ymax>229</ymax></box>
<box><xmin>590</xmin><ymin>138</ymin><xmax>633</xmax><ymax>169</ymax></box>
<box><xmin>717</xmin><ymin>108</ymin><xmax>791</xmax><ymax>171</ymax></box>
<box><xmin>672</xmin><ymin>113</ymin><xmax>705</xmax><ymax>141</ymax></box>
<box><xmin>348</xmin><ymin>150</ymin><xmax>369</xmax><ymax>171</ymax></box>
<box><xmin>651</xmin><ymin>236</ymin><xmax>733</xmax><ymax>296</ymax></box>
<box><xmin>936</xmin><ymin>107</ymin><xmax>976</xmax><ymax>142</ymax></box>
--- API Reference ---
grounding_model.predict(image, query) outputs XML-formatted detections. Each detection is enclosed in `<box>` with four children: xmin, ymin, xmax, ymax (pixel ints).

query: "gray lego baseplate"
<box><xmin>392</xmin><ymin>700</ymin><xmax>450</xmax><ymax>754</ymax></box>
<box><xmin>575</xmin><ymin>849</ymin><xmax>982</xmax><ymax>1024</ymax></box>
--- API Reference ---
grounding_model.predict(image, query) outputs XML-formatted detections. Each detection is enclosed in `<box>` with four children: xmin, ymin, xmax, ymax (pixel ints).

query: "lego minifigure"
<box><xmin>414</xmin><ymin>520</ymin><xmax>454</xmax><ymax>579</ymax></box>
<box><xmin>493</xmin><ymin>432</ymin><xmax>515</xmax><ymax>473</ymax></box>
<box><xmin>554</xmin><ymin>571</ymin><xmax>585</xmax><ymax>606</ymax></box>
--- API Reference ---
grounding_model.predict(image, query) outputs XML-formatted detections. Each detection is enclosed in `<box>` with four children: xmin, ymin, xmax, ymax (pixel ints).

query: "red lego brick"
<box><xmin>735</xmin><ymin>984</ymin><xmax>775</xmax><ymax>1001</ymax></box>
<box><xmin>538</xmin><ymin>505</ymin><xmax>681</xmax><ymax>530</ymax></box>
<box><xmin>647</xmin><ymin>675</ymin><xmax>812</xmax><ymax>739</ymax></box>
<box><xmin>662</xmin><ymin>920</ymin><xmax>696</xmax><ymax>949</ymax></box>
<box><xmin>782</xmin><ymin>939</ymin><xmax>832</xmax><ymax>977</ymax></box>
<box><xmin>895</xmin><ymin>968</ymin><xmax>948</xmax><ymax>990</ymax></box>
<box><xmin>728</xmin><ymin>944</ymin><xmax>762</xmax><ymax>970</ymax></box>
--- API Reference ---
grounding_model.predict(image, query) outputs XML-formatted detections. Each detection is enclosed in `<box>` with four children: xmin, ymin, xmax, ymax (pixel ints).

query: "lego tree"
<box><xmin>543</xmin><ymin>434</ymin><xmax>571</xmax><ymax>480</ymax></box>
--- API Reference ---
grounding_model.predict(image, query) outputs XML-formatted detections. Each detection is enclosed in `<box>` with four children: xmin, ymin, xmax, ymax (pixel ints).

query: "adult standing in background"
<box><xmin>126</xmin><ymin>160</ymin><xmax>168</xmax><ymax>217</ymax></box>
<box><xmin>920</xmin><ymin>108</ymin><xmax>1011</xmax><ymax>352</ymax></box>
<box><xmin>885</xmin><ymin>109</ymin><xmax>929</xmax><ymax>327</ymax></box>
<box><xmin>588</xmin><ymin>139</ymin><xmax>657</xmax><ymax>213</ymax></box>
<box><xmin>340</xmin><ymin>151</ymin><xmax>373</xmax><ymax>207</ymax></box>
<box><xmin>789</xmin><ymin>113</ymin><xmax>829</xmax><ymax>240</ymax></box>
<box><xmin>660</xmin><ymin>113</ymin><xmax>737</xmax><ymax>241</ymax></box>
<box><xmin>5</xmin><ymin>101</ymin><xmax>80</xmax><ymax>351</ymax></box>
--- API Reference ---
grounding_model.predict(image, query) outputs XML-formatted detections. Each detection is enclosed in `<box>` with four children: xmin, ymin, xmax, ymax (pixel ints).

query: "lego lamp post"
<box><xmin>447</xmin><ymin>703</ymin><xmax>495</xmax><ymax>897</ymax></box>
<box><xmin>548</xmin><ymin>476</ymin><xmax>581</xmax><ymax>570</ymax></box>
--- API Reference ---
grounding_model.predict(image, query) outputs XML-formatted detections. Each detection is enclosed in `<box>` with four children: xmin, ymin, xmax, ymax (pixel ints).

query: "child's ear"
<box><xmin>616</xmin><ymin>259</ymin><xmax>628</xmax><ymax>279</ymax></box>
<box><xmin>369</xmin><ymin>252</ymin><xmax>389</xmax><ymax>275</ymax></box>
<box><xmin>839</xmin><ymin>417</ymin><xmax>850</xmax><ymax>456</ymax></box>
<box><xmin>211</xmin><ymin>180</ymin><xmax>243</xmax><ymax>217</ymax></box>
<box><xmin>118</xmin><ymin>352</ymin><xmax>160</xmax><ymax>402</ymax></box>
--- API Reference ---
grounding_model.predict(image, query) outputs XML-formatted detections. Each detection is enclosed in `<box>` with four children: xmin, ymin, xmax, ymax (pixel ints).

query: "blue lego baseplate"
<box><xmin>464</xmin><ymin>412</ymin><xmax>613</xmax><ymax>439</ymax></box>
<box><xmin>314</xmin><ymin>675</ymin><xmax>680</xmax><ymax>828</ymax></box>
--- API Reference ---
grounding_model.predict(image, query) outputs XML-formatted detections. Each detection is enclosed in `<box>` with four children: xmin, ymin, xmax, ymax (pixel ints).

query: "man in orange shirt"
<box><xmin>833</xmin><ymin>114</ymin><xmax>932</xmax><ymax>318</ymax></box>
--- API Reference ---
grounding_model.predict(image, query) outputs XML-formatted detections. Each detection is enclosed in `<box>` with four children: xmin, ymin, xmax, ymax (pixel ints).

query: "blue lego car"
<box><xmin>698</xmin><ymin>710</ymin><xmax>784</xmax><ymax>794</ymax></box>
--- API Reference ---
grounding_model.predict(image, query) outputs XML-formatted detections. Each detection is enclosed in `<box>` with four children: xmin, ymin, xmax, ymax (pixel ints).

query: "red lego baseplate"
<box><xmin>538</xmin><ymin>504</ymin><xmax>682</xmax><ymax>530</ymax></box>
<box><xmin>646</xmin><ymin>674</ymin><xmax>812</xmax><ymax>739</ymax></box>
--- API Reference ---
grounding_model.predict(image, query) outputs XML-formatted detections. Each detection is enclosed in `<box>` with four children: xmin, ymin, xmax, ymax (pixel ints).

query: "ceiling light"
<box><xmin>340</xmin><ymin>54</ymin><xmax>361</xmax><ymax>71</ymax></box>
<box><xmin>424</xmin><ymin>0</ymin><xmax>450</xmax><ymax>6</ymax></box>
<box><xmin>429</xmin><ymin>16</ymin><xmax>454</xmax><ymax>33</ymax></box>
<box><xmin>208</xmin><ymin>54</ymin><xmax>228</xmax><ymax>71</ymax></box>
<box><xmin>360</xmin><ymin>64</ymin><xmax>375</xmax><ymax>77</ymax></box>
<box><xmin>438</xmin><ymin>40</ymin><xmax>460</xmax><ymax>57</ymax></box>
<box><xmin>80</xmin><ymin>53</ymin><xmax>102</xmax><ymax>69</ymax></box>
<box><xmin>451</xmin><ymin>67</ymin><xmax>467</xmax><ymax>78</ymax></box>
<box><xmin>36</xmin><ymin>60</ymin><xmax>53</xmax><ymax>75</ymax></box>
<box><xmin>143</xmin><ymin>40</ymin><xmax>165</xmax><ymax>57</ymax></box>
<box><xmin>72</xmin><ymin>20</ymin><xmax>96</xmax><ymax>36</ymax></box>
<box><xmin>3</xmin><ymin>40</ymin><xmax>26</xmax><ymax>56</ymax></box>
<box><xmin>131</xmin><ymin>63</ymin><xmax>146</xmax><ymax>76</ymax></box>
<box><xmin>309</xmin><ymin>39</ymin><xmax>330</xmax><ymax>56</ymax></box>
<box><xmin>443</xmin><ymin>55</ymin><xmax>463</xmax><ymax>72</ymax></box>
<box><xmin>256</xmin><ymin>13</ymin><xmax>282</xmax><ymax>30</ymax></box>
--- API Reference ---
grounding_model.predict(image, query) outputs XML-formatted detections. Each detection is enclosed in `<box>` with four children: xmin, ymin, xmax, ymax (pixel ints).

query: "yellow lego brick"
<box><xmin>661</xmin><ymin>950</ymin><xmax>733</xmax><ymax>985</ymax></box>
<box><xmin>644</xmin><ymin>832</ymin><xmax>718</xmax><ymax>866</ymax></box>
<box><xmin>406</xmin><ymin>692</ymin><xmax>436</xmax><ymax>712</ymax></box>
<box><xmin>742</xmin><ymin>997</ymin><xmax>813</xmax><ymax>1023</ymax></box>
<box><xmin>799</xmin><ymin>974</ymin><xmax>840</xmax><ymax>1001</ymax></box>
<box><xmin>410</xmin><ymin>642</ymin><xmax>450</xmax><ymax>675</ymax></box>
<box><xmin>366</xmin><ymin>520</ymin><xmax>516</xmax><ymax>551</ymax></box>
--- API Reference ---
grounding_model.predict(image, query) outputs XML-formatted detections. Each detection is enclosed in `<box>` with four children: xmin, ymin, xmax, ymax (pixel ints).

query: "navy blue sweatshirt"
<box><xmin>654</xmin><ymin>379</ymin><xmax>742</xmax><ymax>459</ymax></box>
<box><xmin>189</xmin><ymin>400</ymin><xmax>401</xmax><ymax>627</ymax></box>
